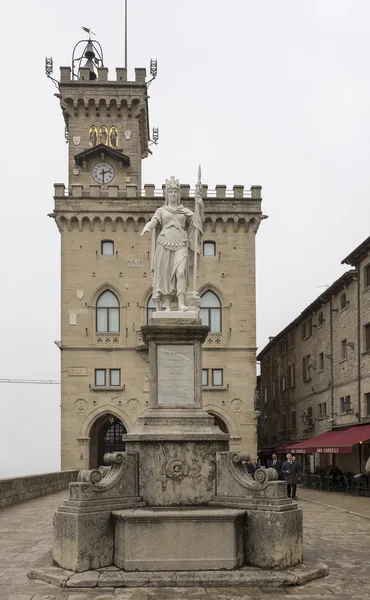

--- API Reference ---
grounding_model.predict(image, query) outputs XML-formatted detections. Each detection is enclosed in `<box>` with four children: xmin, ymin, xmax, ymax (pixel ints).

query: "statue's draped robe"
<box><xmin>151</xmin><ymin>203</ymin><xmax>203</xmax><ymax>299</ymax></box>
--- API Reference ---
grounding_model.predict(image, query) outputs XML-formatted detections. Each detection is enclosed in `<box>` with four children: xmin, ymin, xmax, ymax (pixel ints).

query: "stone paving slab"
<box><xmin>1</xmin><ymin>490</ymin><xmax>370</xmax><ymax>599</ymax></box>
<box><xmin>298</xmin><ymin>487</ymin><xmax>370</xmax><ymax>519</ymax></box>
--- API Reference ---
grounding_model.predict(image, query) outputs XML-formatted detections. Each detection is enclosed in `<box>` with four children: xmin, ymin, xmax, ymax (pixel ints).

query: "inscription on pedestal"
<box><xmin>157</xmin><ymin>344</ymin><xmax>194</xmax><ymax>405</ymax></box>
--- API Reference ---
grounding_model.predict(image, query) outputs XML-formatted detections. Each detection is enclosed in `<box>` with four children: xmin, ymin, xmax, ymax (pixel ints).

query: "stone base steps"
<box><xmin>28</xmin><ymin>560</ymin><xmax>328</xmax><ymax>589</ymax></box>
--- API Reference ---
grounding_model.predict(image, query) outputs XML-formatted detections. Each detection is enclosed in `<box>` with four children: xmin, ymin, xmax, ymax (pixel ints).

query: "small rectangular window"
<box><xmin>340</xmin><ymin>293</ymin><xmax>347</xmax><ymax>310</ymax></box>
<box><xmin>291</xmin><ymin>410</ymin><xmax>297</xmax><ymax>430</ymax></box>
<box><xmin>288</xmin><ymin>363</ymin><xmax>296</xmax><ymax>388</ymax></box>
<box><xmin>318</xmin><ymin>311</ymin><xmax>324</xmax><ymax>326</ymax></box>
<box><xmin>101</xmin><ymin>240</ymin><xmax>114</xmax><ymax>255</ymax></box>
<box><xmin>302</xmin><ymin>355</ymin><xmax>311</xmax><ymax>381</ymax></box>
<box><xmin>95</xmin><ymin>369</ymin><xmax>106</xmax><ymax>386</ymax></box>
<box><xmin>212</xmin><ymin>369</ymin><xmax>223</xmax><ymax>386</ymax></box>
<box><xmin>280</xmin><ymin>376</ymin><xmax>286</xmax><ymax>392</ymax></box>
<box><xmin>301</xmin><ymin>318</ymin><xmax>312</xmax><ymax>340</ymax></box>
<box><xmin>318</xmin><ymin>352</ymin><xmax>324</xmax><ymax>371</ymax></box>
<box><xmin>340</xmin><ymin>395</ymin><xmax>351</xmax><ymax>413</ymax></box>
<box><xmin>307</xmin><ymin>406</ymin><xmax>313</xmax><ymax>427</ymax></box>
<box><xmin>365</xmin><ymin>264</ymin><xmax>370</xmax><ymax>288</ymax></box>
<box><xmin>365</xmin><ymin>324</ymin><xmax>370</xmax><ymax>352</ymax></box>
<box><xmin>202</xmin><ymin>369</ymin><xmax>209</xmax><ymax>387</ymax></box>
<box><xmin>318</xmin><ymin>403</ymin><xmax>327</xmax><ymax>418</ymax></box>
<box><xmin>272</xmin><ymin>379</ymin><xmax>277</xmax><ymax>399</ymax></box>
<box><xmin>279</xmin><ymin>340</ymin><xmax>286</xmax><ymax>356</ymax></box>
<box><xmin>264</xmin><ymin>387</ymin><xmax>268</xmax><ymax>403</ymax></box>
<box><xmin>110</xmin><ymin>369</ymin><xmax>121</xmax><ymax>386</ymax></box>
<box><xmin>366</xmin><ymin>392</ymin><xmax>370</xmax><ymax>417</ymax></box>
<box><xmin>203</xmin><ymin>241</ymin><xmax>216</xmax><ymax>256</ymax></box>
<box><xmin>341</xmin><ymin>339</ymin><xmax>347</xmax><ymax>360</ymax></box>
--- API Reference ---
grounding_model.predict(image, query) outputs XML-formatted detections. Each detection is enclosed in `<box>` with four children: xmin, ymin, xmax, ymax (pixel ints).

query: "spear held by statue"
<box><xmin>193</xmin><ymin>165</ymin><xmax>203</xmax><ymax>293</ymax></box>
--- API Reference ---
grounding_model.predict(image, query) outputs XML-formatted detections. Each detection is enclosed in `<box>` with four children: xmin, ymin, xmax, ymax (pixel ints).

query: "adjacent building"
<box><xmin>257</xmin><ymin>236</ymin><xmax>370</xmax><ymax>473</ymax></box>
<box><xmin>50</xmin><ymin>37</ymin><xmax>264</xmax><ymax>469</ymax></box>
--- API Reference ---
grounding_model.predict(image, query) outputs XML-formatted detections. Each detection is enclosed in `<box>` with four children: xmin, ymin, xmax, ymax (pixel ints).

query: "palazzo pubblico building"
<box><xmin>50</xmin><ymin>38</ymin><xmax>264</xmax><ymax>469</ymax></box>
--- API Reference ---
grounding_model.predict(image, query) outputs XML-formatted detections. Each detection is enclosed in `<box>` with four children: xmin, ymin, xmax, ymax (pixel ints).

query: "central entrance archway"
<box><xmin>89</xmin><ymin>413</ymin><xmax>127</xmax><ymax>468</ymax></box>
<box><xmin>98</xmin><ymin>415</ymin><xmax>127</xmax><ymax>466</ymax></box>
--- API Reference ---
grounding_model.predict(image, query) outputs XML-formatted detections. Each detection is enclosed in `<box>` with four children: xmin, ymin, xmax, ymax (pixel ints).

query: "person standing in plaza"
<box><xmin>282</xmin><ymin>453</ymin><xmax>300</xmax><ymax>500</ymax></box>
<box><xmin>267</xmin><ymin>453</ymin><xmax>282</xmax><ymax>477</ymax></box>
<box><xmin>292</xmin><ymin>455</ymin><xmax>302</xmax><ymax>483</ymax></box>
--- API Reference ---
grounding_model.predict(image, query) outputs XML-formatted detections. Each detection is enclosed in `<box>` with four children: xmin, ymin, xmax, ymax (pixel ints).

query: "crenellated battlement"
<box><xmin>54</xmin><ymin>183</ymin><xmax>262</xmax><ymax>200</ymax></box>
<box><xmin>51</xmin><ymin>180</ymin><xmax>263</xmax><ymax>234</ymax></box>
<box><xmin>60</xmin><ymin>66</ymin><xmax>146</xmax><ymax>85</ymax></box>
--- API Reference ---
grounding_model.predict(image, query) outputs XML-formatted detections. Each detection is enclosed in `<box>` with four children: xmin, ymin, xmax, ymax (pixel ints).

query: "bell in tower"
<box><xmin>83</xmin><ymin>41</ymin><xmax>97</xmax><ymax>80</ymax></box>
<box><xmin>72</xmin><ymin>28</ymin><xmax>104</xmax><ymax>81</ymax></box>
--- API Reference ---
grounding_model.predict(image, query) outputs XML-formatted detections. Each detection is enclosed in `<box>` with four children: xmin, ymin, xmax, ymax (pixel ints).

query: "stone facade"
<box><xmin>257</xmin><ymin>236</ymin><xmax>370</xmax><ymax>473</ymax></box>
<box><xmin>52</xmin><ymin>63</ymin><xmax>264</xmax><ymax>470</ymax></box>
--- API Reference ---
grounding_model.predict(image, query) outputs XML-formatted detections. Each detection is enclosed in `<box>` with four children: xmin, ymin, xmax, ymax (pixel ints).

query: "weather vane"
<box><xmin>82</xmin><ymin>26</ymin><xmax>96</xmax><ymax>40</ymax></box>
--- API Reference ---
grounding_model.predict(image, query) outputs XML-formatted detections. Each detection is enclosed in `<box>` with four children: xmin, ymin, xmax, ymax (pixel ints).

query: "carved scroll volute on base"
<box><xmin>228</xmin><ymin>452</ymin><xmax>278</xmax><ymax>490</ymax></box>
<box><xmin>77</xmin><ymin>451</ymin><xmax>127</xmax><ymax>492</ymax></box>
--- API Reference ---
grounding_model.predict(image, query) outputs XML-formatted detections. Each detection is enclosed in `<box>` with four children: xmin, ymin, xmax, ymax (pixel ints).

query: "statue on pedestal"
<box><xmin>141</xmin><ymin>171</ymin><xmax>204</xmax><ymax>312</ymax></box>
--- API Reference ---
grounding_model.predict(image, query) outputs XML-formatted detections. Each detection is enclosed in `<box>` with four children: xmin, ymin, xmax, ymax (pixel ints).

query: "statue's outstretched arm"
<box><xmin>141</xmin><ymin>216</ymin><xmax>159</xmax><ymax>236</ymax></box>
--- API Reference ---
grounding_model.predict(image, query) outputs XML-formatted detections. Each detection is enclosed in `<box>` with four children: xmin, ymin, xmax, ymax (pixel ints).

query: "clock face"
<box><xmin>92</xmin><ymin>162</ymin><xmax>115</xmax><ymax>184</ymax></box>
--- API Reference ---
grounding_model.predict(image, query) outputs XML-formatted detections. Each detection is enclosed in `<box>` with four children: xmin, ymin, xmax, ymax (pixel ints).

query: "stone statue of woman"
<box><xmin>141</xmin><ymin>176</ymin><xmax>204</xmax><ymax>312</ymax></box>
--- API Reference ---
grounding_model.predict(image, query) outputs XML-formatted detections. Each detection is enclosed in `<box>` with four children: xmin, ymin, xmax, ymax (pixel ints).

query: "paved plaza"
<box><xmin>1</xmin><ymin>489</ymin><xmax>370</xmax><ymax>600</ymax></box>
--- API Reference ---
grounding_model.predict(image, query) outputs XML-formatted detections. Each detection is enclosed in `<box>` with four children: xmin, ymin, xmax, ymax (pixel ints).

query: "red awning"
<box><xmin>275</xmin><ymin>443</ymin><xmax>295</xmax><ymax>452</ymax></box>
<box><xmin>289</xmin><ymin>424</ymin><xmax>370</xmax><ymax>454</ymax></box>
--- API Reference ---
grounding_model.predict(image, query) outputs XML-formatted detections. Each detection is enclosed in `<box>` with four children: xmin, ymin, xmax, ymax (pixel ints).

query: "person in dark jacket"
<box><xmin>282</xmin><ymin>453</ymin><xmax>300</xmax><ymax>499</ymax></box>
<box><xmin>244</xmin><ymin>458</ymin><xmax>255</xmax><ymax>477</ymax></box>
<box><xmin>292</xmin><ymin>455</ymin><xmax>302</xmax><ymax>482</ymax></box>
<box><xmin>267</xmin><ymin>453</ymin><xmax>282</xmax><ymax>477</ymax></box>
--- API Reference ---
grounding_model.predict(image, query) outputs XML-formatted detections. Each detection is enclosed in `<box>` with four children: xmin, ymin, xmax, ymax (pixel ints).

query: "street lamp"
<box><xmin>301</xmin><ymin>412</ymin><xmax>309</xmax><ymax>425</ymax></box>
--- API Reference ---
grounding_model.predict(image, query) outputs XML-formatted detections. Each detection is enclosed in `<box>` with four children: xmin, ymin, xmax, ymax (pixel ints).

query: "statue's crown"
<box><xmin>165</xmin><ymin>176</ymin><xmax>180</xmax><ymax>189</ymax></box>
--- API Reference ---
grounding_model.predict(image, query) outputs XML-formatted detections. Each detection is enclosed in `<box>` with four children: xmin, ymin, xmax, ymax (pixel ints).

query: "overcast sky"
<box><xmin>1</xmin><ymin>0</ymin><xmax>369</xmax><ymax>477</ymax></box>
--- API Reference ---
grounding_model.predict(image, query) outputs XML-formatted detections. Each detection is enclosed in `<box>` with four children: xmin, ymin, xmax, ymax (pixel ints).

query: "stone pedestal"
<box><xmin>127</xmin><ymin>440</ymin><xmax>226</xmax><ymax>506</ymax></box>
<box><xmin>53</xmin><ymin>452</ymin><xmax>145</xmax><ymax>572</ymax></box>
<box><xmin>113</xmin><ymin>507</ymin><xmax>245</xmax><ymax>571</ymax></box>
<box><xmin>212</xmin><ymin>452</ymin><xmax>303</xmax><ymax>569</ymax></box>
<box><xmin>244</xmin><ymin>506</ymin><xmax>303</xmax><ymax>569</ymax></box>
<box><xmin>124</xmin><ymin>318</ymin><xmax>229</xmax><ymax>505</ymax></box>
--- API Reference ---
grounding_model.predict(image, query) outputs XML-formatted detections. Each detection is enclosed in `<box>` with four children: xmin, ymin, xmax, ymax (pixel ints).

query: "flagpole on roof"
<box><xmin>125</xmin><ymin>0</ymin><xmax>128</xmax><ymax>71</ymax></box>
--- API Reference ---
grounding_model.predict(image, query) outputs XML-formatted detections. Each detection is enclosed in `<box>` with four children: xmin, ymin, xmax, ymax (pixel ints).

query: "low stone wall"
<box><xmin>0</xmin><ymin>470</ymin><xmax>79</xmax><ymax>509</ymax></box>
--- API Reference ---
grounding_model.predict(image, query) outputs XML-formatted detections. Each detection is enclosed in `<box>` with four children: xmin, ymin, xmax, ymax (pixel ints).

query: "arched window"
<box><xmin>147</xmin><ymin>295</ymin><xmax>165</xmax><ymax>323</ymax></box>
<box><xmin>200</xmin><ymin>291</ymin><xmax>222</xmax><ymax>332</ymax></box>
<box><xmin>203</xmin><ymin>241</ymin><xmax>216</xmax><ymax>256</ymax></box>
<box><xmin>208</xmin><ymin>412</ymin><xmax>229</xmax><ymax>434</ymax></box>
<box><xmin>96</xmin><ymin>290</ymin><xmax>120</xmax><ymax>332</ymax></box>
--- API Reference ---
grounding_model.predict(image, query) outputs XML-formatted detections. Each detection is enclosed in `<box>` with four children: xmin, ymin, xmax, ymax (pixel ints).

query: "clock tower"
<box><xmin>51</xmin><ymin>36</ymin><xmax>153</xmax><ymax>469</ymax></box>
<box><xmin>59</xmin><ymin>38</ymin><xmax>149</xmax><ymax>194</ymax></box>
<box><xmin>50</xmin><ymin>34</ymin><xmax>263</xmax><ymax>471</ymax></box>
